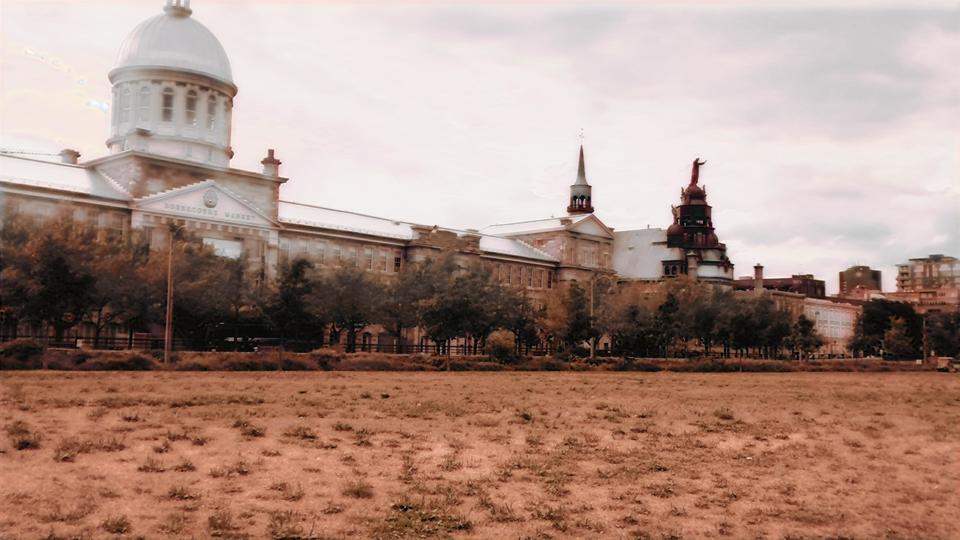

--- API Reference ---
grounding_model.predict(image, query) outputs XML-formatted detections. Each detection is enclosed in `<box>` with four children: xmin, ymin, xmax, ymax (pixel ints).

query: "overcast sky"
<box><xmin>2</xmin><ymin>0</ymin><xmax>957</xmax><ymax>293</ymax></box>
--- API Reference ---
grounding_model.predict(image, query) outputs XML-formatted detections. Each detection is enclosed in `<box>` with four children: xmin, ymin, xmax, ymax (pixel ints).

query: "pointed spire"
<box><xmin>567</xmin><ymin>143</ymin><xmax>594</xmax><ymax>215</ymax></box>
<box><xmin>574</xmin><ymin>145</ymin><xmax>588</xmax><ymax>186</ymax></box>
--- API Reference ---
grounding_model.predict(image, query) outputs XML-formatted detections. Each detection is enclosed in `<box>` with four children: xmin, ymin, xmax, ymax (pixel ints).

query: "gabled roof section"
<box><xmin>136</xmin><ymin>179</ymin><xmax>277</xmax><ymax>227</ymax></box>
<box><xmin>478</xmin><ymin>235</ymin><xmax>557</xmax><ymax>263</ymax></box>
<box><xmin>0</xmin><ymin>154</ymin><xmax>131</xmax><ymax>201</ymax></box>
<box><xmin>482</xmin><ymin>213</ymin><xmax>613</xmax><ymax>239</ymax></box>
<box><xmin>278</xmin><ymin>201</ymin><xmax>415</xmax><ymax>240</ymax></box>
<box><xmin>568</xmin><ymin>213</ymin><xmax>614</xmax><ymax>238</ymax></box>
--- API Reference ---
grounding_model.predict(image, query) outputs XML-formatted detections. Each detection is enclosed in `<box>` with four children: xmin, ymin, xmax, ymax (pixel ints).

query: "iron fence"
<box><xmin>0</xmin><ymin>334</ymin><xmax>556</xmax><ymax>356</ymax></box>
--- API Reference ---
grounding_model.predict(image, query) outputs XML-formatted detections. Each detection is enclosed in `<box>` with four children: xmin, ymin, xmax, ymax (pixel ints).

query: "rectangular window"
<box><xmin>162</xmin><ymin>88</ymin><xmax>174</xmax><ymax>122</ymax></box>
<box><xmin>137</xmin><ymin>86</ymin><xmax>150</xmax><ymax>122</ymax></box>
<box><xmin>206</xmin><ymin>95</ymin><xmax>217</xmax><ymax>130</ymax></box>
<box><xmin>350</xmin><ymin>247</ymin><xmax>359</xmax><ymax>268</ymax></box>
<box><xmin>315</xmin><ymin>241</ymin><xmax>325</xmax><ymax>265</ymax></box>
<box><xmin>527</xmin><ymin>267</ymin><xmax>533</xmax><ymax>287</ymax></box>
<box><xmin>185</xmin><ymin>90</ymin><xmax>198</xmax><ymax>126</ymax></box>
<box><xmin>334</xmin><ymin>245</ymin><xmax>342</xmax><ymax>265</ymax></box>
<box><xmin>380</xmin><ymin>251</ymin><xmax>388</xmax><ymax>272</ymax></box>
<box><xmin>394</xmin><ymin>254</ymin><xmax>402</xmax><ymax>273</ymax></box>
<box><xmin>547</xmin><ymin>271</ymin><xmax>553</xmax><ymax>289</ymax></box>
<box><xmin>203</xmin><ymin>237</ymin><xmax>243</xmax><ymax>259</ymax></box>
<box><xmin>365</xmin><ymin>248</ymin><xmax>373</xmax><ymax>270</ymax></box>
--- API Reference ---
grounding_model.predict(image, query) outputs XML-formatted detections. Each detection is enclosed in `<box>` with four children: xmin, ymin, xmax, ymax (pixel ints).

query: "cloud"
<box><xmin>1</xmin><ymin>0</ymin><xmax>957</xmax><ymax>296</ymax></box>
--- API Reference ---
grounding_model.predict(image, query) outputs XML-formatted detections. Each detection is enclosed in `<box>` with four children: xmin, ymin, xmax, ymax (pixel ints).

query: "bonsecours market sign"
<box><xmin>162</xmin><ymin>202</ymin><xmax>258</xmax><ymax>223</ymax></box>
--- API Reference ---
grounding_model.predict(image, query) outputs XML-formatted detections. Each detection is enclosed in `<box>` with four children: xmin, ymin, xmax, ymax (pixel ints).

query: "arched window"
<box><xmin>222</xmin><ymin>100</ymin><xmax>231</xmax><ymax>136</ymax></box>
<box><xmin>161</xmin><ymin>88</ymin><xmax>174</xmax><ymax>122</ymax></box>
<box><xmin>206</xmin><ymin>94</ymin><xmax>217</xmax><ymax>130</ymax></box>
<box><xmin>185</xmin><ymin>90</ymin><xmax>197</xmax><ymax>126</ymax></box>
<box><xmin>110</xmin><ymin>89</ymin><xmax>118</xmax><ymax>126</ymax></box>
<box><xmin>137</xmin><ymin>86</ymin><xmax>150</xmax><ymax>122</ymax></box>
<box><xmin>119</xmin><ymin>87</ymin><xmax>130</xmax><ymax>123</ymax></box>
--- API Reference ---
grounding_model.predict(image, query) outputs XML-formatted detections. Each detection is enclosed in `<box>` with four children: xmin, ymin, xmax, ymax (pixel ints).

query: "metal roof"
<box><xmin>0</xmin><ymin>154</ymin><xmax>130</xmax><ymax>201</ymax></box>
<box><xmin>481</xmin><ymin>214</ymin><xmax>592</xmax><ymax>236</ymax></box>
<box><xmin>113</xmin><ymin>7</ymin><xmax>232</xmax><ymax>85</ymax></box>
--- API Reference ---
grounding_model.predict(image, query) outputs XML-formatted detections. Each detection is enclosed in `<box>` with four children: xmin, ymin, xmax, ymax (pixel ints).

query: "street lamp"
<box><xmin>163</xmin><ymin>223</ymin><xmax>185</xmax><ymax>364</ymax></box>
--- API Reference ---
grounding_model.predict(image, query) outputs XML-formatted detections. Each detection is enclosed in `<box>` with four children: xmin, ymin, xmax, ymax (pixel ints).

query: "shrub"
<box><xmin>523</xmin><ymin>357</ymin><xmax>565</xmax><ymax>371</ymax></box>
<box><xmin>101</xmin><ymin>514</ymin><xmax>131</xmax><ymax>534</ymax></box>
<box><xmin>311</xmin><ymin>347</ymin><xmax>344</xmax><ymax>370</ymax></box>
<box><xmin>222</xmin><ymin>356</ymin><xmax>278</xmax><ymax>371</ymax></box>
<box><xmin>613</xmin><ymin>358</ymin><xmax>663</xmax><ymax>372</ymax></box>
<box><xmin>342</xmin><ymin>479</ymin><xmax>374</xmax><ymax>498</ymax></box>
<box><xmin>79</xmin><ymin>351</ymin><xmax>155</xmax><ymax>371</ymax></box>
<box><xmin>6</xmin><ymin>420</ymin><xmax>41</xmax><ymax>450</ymax></box>
<box><xmin>487</xmin><ymin>330</ymin><xmax>516</xmax><ymax>363</ymax></box>
<box><xmin>0</xmin><ymin>339</ymin><xmax>45</xmax><ymax>369</ymax></box>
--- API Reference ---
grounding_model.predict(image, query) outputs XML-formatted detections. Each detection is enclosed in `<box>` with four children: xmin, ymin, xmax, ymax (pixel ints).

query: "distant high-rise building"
<box><xmin>896</xmin><ymin>254</ymin><xmax>959</xmax><ymax>291</ymax></box>
<box><xmin>839</xmin><ymin>265</ymin><xmax>882</xmax><ymax>295</ymax></box>
<box><xmin>888</xmin><ymin>254</ymin><xmax>960</xmax><ymax>314</ymax></box>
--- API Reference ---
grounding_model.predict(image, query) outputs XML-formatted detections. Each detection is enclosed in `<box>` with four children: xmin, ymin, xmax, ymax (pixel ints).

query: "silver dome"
<box><xmin>113</xmin><ymin>6</ymin><xmax>233</xmax><ymax>86</ymax></box>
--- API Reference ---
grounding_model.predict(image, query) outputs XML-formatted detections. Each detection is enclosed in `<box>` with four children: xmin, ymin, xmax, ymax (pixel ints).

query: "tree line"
<box><xmin>2</xmin><ymin>216</ymin><xmax>955</xmax><ymax>359</ymax></box>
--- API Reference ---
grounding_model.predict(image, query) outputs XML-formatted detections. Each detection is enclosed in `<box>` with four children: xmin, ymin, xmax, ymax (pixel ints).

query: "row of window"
<box><xmin>281</xmin><ymin>239</ymin><xmax>403</xmax><ymax>273</ymax></box>
<box><xmin>114</xmin><ymin>84</ymin><xmax>227</xmax><ymax>131</ymax></box>
<box><xmin>492</xmin><ymin>263</ymin><xmax>553</xmax><ymax>289</ymax></box>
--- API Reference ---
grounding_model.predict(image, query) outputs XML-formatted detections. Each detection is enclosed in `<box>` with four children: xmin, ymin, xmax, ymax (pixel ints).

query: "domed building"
<box><xmin>1</xmin><ymin>0</ymin><xmax>736</xmax><ymax>350</ymax></box>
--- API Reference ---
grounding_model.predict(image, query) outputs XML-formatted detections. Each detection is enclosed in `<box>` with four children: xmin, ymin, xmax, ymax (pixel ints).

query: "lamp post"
<box><xmin>163</xmin><ymin>224</ymin><xmax>185</xmax><ymax>364</ymax></box>
<box><xmin>589</xmin><ymin>274</ymin><xmax>596</xmax><ymax>360</ymax></box>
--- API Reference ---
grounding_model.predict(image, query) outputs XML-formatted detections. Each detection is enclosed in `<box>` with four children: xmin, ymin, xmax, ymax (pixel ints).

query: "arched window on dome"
<box><xmin>137</xmin><ymin>87</ymin><xmax>151</xmax><ymax>122</ymax></box>
<box><xmin>119</xmin><ymin>87</ymin><xmax>131</xmax><ymax>123</ymax></box>
<box><xmin>161</xmin><ymin>88</ymin><xmax>174</xmax><ymax>122</ymax></box>
<box><xmin>185</xmin><ymin>90</ymin><xmax>198</xmax><ymax>126</ymax></box>
<box><xmin>206</xmin><ymin>94</ymin><xmax>217</xmax><ymax>131</ymax></box>
<box><xmin>222</xmin><ymin>99</ymin><xmax>232</xmax><ymax>137</ymax></box>
<box><xmin>110</xmin><ymin>88</ymin><xmax>119</xmax><ymax>127</ymax></box>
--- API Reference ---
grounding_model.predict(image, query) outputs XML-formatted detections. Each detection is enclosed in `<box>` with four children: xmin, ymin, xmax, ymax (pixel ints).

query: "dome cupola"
<box><xmin>111</xmin><ymin>0</ymin><xmax>233</xmax><ymax>89</ymax></box>
<box><xmin>106</xmin><ymin>0</ymin><xmax>237</xmax><ymax>167</ymax></box>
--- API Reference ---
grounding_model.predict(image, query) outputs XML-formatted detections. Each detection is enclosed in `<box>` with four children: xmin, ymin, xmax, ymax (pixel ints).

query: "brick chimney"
<box><xmin>261</xmin><ymin>148</ymin><xmax>281</xmax><ymax>177</ymax></box>
<box><xmin>754</xmin><ymin>263</ymin><xmax>764</xmax><ymax>294</ymax></box>
<box><xmin>59</xmin><ymin>149</ymin><xmax>81</xmax><ymax>164</ymax></box>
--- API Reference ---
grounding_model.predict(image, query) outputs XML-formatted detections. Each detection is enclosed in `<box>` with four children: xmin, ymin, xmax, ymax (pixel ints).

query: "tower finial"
<box><xmin>164</xmin><ymin>0</ymin><xmax>192</xmax><ymax>16</ymax></box>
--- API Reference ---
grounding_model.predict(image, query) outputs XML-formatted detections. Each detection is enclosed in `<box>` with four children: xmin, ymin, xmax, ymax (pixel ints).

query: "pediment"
<box><xmin>568</xmin><ymin>215</ymin><xmax>614</xmax><ymax>238</ymax></box>
<box><xmin>135</xmin><ymin>180</ymin><xmax>275</xmax><ymax>227</ymax></box>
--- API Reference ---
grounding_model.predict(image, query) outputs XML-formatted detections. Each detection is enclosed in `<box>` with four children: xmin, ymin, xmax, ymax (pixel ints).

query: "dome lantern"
<box><xmin>163</xmin><ymin>0</ymin><xmax>193</xmax><ymax>17</ymax></box>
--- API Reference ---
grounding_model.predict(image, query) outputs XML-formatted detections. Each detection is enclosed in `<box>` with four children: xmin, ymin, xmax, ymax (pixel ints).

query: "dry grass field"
<box><xmin>1</xmin><ymin>371</ymin><xmax>958</xmax><ymax>540</ymax></box>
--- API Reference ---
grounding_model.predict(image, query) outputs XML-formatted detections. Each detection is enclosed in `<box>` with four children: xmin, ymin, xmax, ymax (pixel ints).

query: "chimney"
<box><xmin>754</xmin><ymin>263</ymin><xmax>764</xmax><ymax>294</ymax></box>
<box><xmin>261</xmin><ymin>148</ymin><xmax>281</xmax><ymax>177</ymax></box>
<box><xmin>59</xmin><ymin>149</ymin><xmax>81</xmax><ymax>164</ymax></box>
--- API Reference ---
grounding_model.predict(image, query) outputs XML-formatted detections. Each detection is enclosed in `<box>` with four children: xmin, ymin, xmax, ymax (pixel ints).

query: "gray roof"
<box><xmin>481</xmin><ymin>214</ymin><xmax>592</xmax><ymax>236</ymax></box>
<box><xmin>113</xmin><ymin>6</ymin><xmax>233</xmax><ymax>85</ymax></box>
<box><xmin>278</xmin><ymin>201</ymin><xmax>556</xmax><ymax>262</ymax></box>
<box><xmin>278</xmin><ymin>201</ymin><xmax>415</xmax><ymax>240</ymax></box>
<box><xmin>476</xmin><ymin>234</ymin><xmax>557</xmax><ymax>263</ymax></box>
<box><xmin>0</xmin><ymin>154</ymin><xmax>131</xmax><ymax>201</ymax></box>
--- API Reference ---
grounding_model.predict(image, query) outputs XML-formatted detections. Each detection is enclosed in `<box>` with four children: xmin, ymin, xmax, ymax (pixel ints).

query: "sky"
<box><xmin>1</xmin><ymin>0</ymin><xmax>958</xmax><ymax>294</ymax></box>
